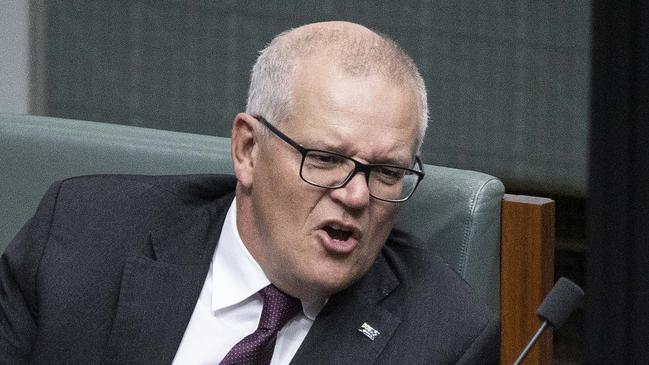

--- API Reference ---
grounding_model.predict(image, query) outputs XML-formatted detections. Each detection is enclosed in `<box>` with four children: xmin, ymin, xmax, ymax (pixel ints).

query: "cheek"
<box><xmin>367</xmin><ymin>205</ymin><xmax>399</xmax><ymax>246</ymax></box>
<box><xmin>251</xmin><ymin>160</ymin><xmax>296</xmax><ymax>240</ymax></box>
<box><xmin>255</xmin><ymin>167</ymin><xmax>320</xmax><ymax>243</ymax></box>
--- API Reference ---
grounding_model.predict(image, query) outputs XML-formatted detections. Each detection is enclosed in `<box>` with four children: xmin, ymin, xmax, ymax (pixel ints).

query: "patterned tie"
<box><xmin>220</xmin><ymin>284</ymin><xmax>302</xmax><ymax>365</ymax></box>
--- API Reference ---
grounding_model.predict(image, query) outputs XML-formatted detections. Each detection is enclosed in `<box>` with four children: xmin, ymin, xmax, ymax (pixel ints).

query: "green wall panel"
<box><xmin>41</xmin><ymin>1</ymin><xmax>591</xmax><ymax>196</ymax></box>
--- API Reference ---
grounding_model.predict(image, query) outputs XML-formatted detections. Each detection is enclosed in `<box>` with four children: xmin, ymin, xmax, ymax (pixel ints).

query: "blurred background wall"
<box><xmin>23</xmin><ymin>1</ymin><xmax>591</xmax><ymax>197</ymax></box>
<box><xmin>1</xmin><ymin>1</ymin><xmax>593</xmax><ymax>363</ymax></box>
<box><xmin>0</xmin><ymin>0</ymin><xmax>30</xmax><ymax>114</ymax></box>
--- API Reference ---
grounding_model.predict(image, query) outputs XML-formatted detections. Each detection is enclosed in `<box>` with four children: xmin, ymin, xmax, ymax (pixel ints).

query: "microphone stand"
<box><xmin>512</xmin><ymin>321</ymin><xmax>548</xmax><ymax>365</ymax></box>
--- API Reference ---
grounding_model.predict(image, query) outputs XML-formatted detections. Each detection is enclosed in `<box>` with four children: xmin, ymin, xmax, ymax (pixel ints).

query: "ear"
<box><xmin>231</xmin><ymin>113</ymin><xmax>259</xmax><ymax>189</ymax></box>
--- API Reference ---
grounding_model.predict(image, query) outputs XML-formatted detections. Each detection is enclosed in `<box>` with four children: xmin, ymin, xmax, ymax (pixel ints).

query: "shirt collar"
<box><xmin>211</xmin><ymin>198</ymin><xmax>326</xmax><ymax>320</ymax></box>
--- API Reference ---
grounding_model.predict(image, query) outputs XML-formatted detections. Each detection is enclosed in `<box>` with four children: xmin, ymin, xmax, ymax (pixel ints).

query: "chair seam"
<box><xmin>457</xmin><ymin>177</ymin><xmax>500</xmax><ymax>277</ymax></box>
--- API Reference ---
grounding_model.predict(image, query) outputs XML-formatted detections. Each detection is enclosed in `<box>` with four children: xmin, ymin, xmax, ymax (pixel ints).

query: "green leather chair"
<box><xmin>0</xmin><ymin>113</ymin><xmax>503</xmax><ymax>314</ymax></box>
<box><xmin>3</xmin><ymin>113</ymin><xmax>564</xmax><ymax>363</ymax></box>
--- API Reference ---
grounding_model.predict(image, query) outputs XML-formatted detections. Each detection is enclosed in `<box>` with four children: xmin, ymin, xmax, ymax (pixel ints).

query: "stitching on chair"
<box><xmin>457</xmin><ymin>178</ymin><xmax>498</xmax><ymax>277</ymax></box>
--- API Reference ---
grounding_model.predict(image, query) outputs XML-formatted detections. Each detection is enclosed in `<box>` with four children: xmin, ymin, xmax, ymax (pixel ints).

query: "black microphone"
<box><xmin>512</xmin><ymin>277</ymin><xmax>584</xmax><ymax>365</ymax></box>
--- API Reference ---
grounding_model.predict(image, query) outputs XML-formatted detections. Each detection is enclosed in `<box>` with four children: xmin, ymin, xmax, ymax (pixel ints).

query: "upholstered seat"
<box><xmin>0</xmin><ymin>113</ymin><xmax>503</xmax><ymax>312</ymax></box>
<box><xmin>3</xmin><ymin>113</ymin><xmax>563</xmax><ymax>364</ymax></box>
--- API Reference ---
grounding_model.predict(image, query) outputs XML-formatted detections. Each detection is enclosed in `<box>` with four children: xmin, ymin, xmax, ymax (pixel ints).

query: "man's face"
<box><xmin>238</xmin><ymin>57</ymin><xmax>421</xmax><ymax>300</ymax></box>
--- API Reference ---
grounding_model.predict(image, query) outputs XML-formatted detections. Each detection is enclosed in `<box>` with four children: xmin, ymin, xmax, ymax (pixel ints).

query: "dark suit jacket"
<box><xmin>0</xmin><ymin>174</ymin><xmax>498</xmax><ymax>364</ymax></box>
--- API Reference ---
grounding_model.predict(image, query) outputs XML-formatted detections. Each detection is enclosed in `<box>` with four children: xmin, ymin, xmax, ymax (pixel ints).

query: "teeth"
<box><xmin>331</xmin><ymin>224</ymin><xmax>341</xmax><ymax>230</ymax></box>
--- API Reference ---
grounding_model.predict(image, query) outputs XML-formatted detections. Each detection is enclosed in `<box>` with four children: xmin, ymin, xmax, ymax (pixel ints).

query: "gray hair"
<box><xmin>246</xmin><ymin>23</ymin><xmax>428</xmax><ymax>151</ymax></box>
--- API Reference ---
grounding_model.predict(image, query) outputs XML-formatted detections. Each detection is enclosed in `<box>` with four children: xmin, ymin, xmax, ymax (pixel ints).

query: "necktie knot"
<box><xmin>219</xmin><ymin>284</ymin><xmax>302</xmax><ymax>365</ymax></box>
<box><xmin>258</xmin><ymin>284</ymin><xmax>302</xmax><ymax>330</ymax></box>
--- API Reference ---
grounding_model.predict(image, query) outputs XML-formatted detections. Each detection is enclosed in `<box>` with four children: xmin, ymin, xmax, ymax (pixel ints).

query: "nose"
<box><xmin>329</xmin><ymin>172</ymin><xmax>371</xmax><ymax>209</ymax></box>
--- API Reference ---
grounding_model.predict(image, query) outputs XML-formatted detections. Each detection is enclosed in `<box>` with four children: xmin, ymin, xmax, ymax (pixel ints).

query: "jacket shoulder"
<box><xmin>376</xmin><ymin>229</ymin><xmax>500</xmax><ymax>363</ymax></box>
<box><xmin>57</xmin><ymin>174</ymin><xmax>237</xmax><ymax>204</ymax></box>
<box><xmin>46</xmin><ymin>174</ymin><xmax>237</xmax><ymax>250</ymax></box>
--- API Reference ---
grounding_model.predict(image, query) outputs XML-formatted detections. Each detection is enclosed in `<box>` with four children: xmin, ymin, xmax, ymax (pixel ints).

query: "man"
<box><xmin>0</xmin><ymin>21</ymin><xmax>498</xmax><ymax>364</ymax></box>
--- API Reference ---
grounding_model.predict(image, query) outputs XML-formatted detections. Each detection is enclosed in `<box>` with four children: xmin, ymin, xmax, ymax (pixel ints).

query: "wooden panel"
<box><xmin>500</xmin><ymin>194</ymin><xmax>555</xmax><ymax>365</ymax></box>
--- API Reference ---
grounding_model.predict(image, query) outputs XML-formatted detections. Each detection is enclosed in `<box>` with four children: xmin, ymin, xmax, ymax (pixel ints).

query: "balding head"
<box><xmin>246</xmin><ymin>21</ymin><xmax>428</xmax><ymax>150</ymax></box>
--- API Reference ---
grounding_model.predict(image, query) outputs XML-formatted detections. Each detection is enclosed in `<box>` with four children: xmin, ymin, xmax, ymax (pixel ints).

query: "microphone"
<box><xmin>512</xmin><ymin>277</ymin><xmax>584</xmax><ymax>365</ymax></box>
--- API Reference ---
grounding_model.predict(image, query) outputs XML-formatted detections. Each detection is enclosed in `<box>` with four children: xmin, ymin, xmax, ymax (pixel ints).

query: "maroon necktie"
<box><xmin>219</xmin><ymin>284</ymin><xmax>302</xmax><ymax>365</ymax></box>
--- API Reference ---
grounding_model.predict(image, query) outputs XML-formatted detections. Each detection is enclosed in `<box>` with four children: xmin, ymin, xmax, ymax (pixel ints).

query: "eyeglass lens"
<box><xmin>300</xmin><ymin>150</ymin><xmax>418</xmax><ymax>201</ymax></box>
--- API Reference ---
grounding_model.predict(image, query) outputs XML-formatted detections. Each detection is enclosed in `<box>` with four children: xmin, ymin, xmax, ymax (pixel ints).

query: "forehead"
<box><xmin>286</xmin><ymin>58</ymin><xmax>420</xmax><ymax>164</ymax></box>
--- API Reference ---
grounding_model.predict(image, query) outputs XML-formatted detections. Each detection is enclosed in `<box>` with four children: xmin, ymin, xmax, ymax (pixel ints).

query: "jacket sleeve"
<box><xmin>456</xmin><ymin>314</ymin><xmax>500</xmax><ymax>365</ymax></box>
<box><xmin>0</xmin><ymin>181</ymin><xmax>62</xmax><ymax>363</ymax></box>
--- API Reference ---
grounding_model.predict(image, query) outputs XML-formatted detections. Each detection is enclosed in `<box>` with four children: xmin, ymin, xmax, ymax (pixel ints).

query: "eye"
<box><xmin>305</xmin><ymin>151</ymin><xmax>347</xmax><ymax>169</ymax></box>
<box><xmin>374</xmin><ymin>166</ymin><xmax>406</xmax><ymax>184</ymax></box>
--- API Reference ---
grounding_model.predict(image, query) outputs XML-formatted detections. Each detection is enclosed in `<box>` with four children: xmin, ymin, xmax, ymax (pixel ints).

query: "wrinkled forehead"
<box><xmin>286</xmin><ymin>60</ymin><xmax>421</xmax><ymax>164</ymax></box>
<box><xmin>299</xmin><ymin>54</ymin><xmax>420</xmax><ymax>107</ymax></box>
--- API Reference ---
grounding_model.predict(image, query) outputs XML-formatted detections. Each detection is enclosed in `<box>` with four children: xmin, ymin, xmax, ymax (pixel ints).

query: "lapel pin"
<box><xmin>358</xmin><ymin>322</ymin><xmax>380</xmax><ymax>341</ymax></box>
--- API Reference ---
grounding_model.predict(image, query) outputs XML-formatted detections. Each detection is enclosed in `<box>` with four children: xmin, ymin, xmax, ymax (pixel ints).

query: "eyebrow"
<box><xmin>314</xmin><ymin>140</ymin><xmax>412</xmax><ymax>168</ymax></box>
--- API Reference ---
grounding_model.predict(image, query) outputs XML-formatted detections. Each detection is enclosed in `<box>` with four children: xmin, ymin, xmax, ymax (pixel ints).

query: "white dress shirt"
<box><xmin>172</xmin><ymin>198</ymin><xmax>326</xmax><ymax>365</ymax></box>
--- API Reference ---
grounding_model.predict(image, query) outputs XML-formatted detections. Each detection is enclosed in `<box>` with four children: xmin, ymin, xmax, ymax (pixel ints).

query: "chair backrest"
<box><xmin>0</xmin><ymin>113</ymin><xmax>503</xmax><ymax>312</ymax></box>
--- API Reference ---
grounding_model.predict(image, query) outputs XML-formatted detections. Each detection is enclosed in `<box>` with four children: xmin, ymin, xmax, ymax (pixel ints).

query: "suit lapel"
<box><xmin>291</xmin><ymin>254</ymin><xmax>401</xmax><ymax>364</ymax></box>
<box><xmin>103</xmin><ymin>193</ymin><xmax>233</xmax><ymax>364</ymax></box>
<box><xmin>102</xmin><ymin>256</ymin><xmax>210</xmax><ymax>364</ymax></box>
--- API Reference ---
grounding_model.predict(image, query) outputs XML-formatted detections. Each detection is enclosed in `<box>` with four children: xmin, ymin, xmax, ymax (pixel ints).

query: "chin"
<box><xmin>302</xmin><ymin>264</ymin><xmax>363</xmax><ymax>297</ymax></box>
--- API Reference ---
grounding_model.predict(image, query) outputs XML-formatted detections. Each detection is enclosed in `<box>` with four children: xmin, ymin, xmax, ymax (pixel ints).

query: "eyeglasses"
<box><xmin>254</xmin><ymin>116</ymin><xmax>425</xmax><ymax>203</ymax></box>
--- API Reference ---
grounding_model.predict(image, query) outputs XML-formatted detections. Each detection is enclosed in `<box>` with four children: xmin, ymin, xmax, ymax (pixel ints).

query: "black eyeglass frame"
<box><xmin>254</xmin><ymin>116</ymin><xmax>425</xmax><ymax>203</ymax></box>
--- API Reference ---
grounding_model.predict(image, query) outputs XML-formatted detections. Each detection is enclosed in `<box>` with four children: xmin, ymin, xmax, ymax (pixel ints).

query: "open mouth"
<box><xmin>323</xmin><ymin>225</ymin><xmax>353</xmax><ymax>241</ymax></box>
<box><xmin>317</xmin><ymin>222</ymin><xmax>360</xmax><ymax>255</ymax></box>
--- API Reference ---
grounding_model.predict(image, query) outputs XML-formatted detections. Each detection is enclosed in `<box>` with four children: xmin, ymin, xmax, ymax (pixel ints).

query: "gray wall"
<box><xmin>34</xmin><ymin>1</ymin><xmax>591</xmax><ymax>196</ymax></box>
<box><xmin>0</xmin><ymin>0</ymin><xmax>30</xmax><ymax>114</ymax></box>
